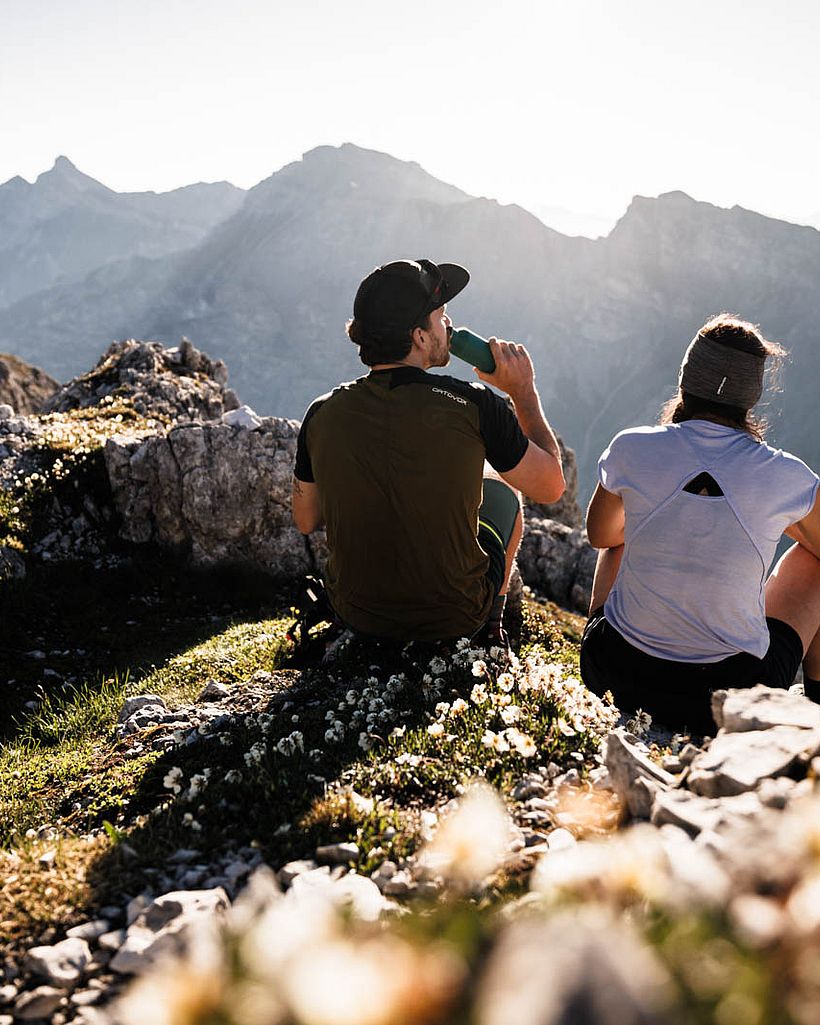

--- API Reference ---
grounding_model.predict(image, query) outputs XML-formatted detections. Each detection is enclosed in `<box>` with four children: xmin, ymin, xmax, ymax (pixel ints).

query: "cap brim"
<box><xmin>437</xmin><ymin>263</ymin><xmax>470</xmax><ymax>305</ymax></box>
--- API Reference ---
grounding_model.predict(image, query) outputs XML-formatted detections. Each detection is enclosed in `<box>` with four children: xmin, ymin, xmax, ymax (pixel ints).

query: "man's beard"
<box><xmin>430</xmin><ymin>340</ymin><xmax>451</xmax><ymax>368</ymax></box>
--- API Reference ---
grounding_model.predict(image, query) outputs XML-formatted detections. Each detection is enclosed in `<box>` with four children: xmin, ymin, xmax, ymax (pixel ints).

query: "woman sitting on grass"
<box><xmin>580</xmin><ymin>314</ymin><xmax>820</xmax><ymax>735</ymax></box>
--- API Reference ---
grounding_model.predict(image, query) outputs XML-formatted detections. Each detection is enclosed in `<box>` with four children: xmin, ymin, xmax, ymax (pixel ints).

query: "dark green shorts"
<box><xmin>478</xmin><ymin>478</ymin><xmax>521</xmax><ymax>595</ymax></box>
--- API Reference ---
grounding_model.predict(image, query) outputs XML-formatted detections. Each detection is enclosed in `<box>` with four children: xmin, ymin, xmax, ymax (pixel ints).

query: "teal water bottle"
<box><xmin>448</xmin><ymin>327</ymin><xmax>496</xmax><ymax>373</ymax></box>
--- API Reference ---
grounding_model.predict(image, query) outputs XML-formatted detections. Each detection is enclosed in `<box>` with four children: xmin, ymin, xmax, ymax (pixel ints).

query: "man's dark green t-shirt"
<box><xmin>294</xmin><ymin>366</ymin><xmax>528</xmax><ymax>640</ymax></box>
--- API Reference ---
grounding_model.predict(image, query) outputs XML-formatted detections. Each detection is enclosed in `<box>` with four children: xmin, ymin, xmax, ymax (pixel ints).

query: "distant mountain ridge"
<box><xmin>0</xmin><ymin>156</ymin><xmax>244</xmax><ymax>308</ymax></box>
<box><xmin>1</xmin><ymin>144</ymin><xmax>819</xmax><ymax>498</ymax></box>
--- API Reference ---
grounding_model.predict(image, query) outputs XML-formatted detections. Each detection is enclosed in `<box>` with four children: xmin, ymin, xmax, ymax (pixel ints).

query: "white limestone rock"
<box><xmin>286</xmin><ymin>867</ymin><xmax>332</xmax><ymax>897</ymax></box>
<box><xmin>125</xmin><ymin>894</ymin><xmax>152</xmax><ymax>925</ymax></box>
<box><xmin>25</xmin><ymin>937</ymin><xmax>91</xmax><ymax>988</ymax></box>
<box><xmin>513</xmin><ymin>775</ymin><xmax>548</xmax><ymax>801</ymax></box>
<box><xmin>678</xmin><ymin>743</ymin><xmax>702</xmax><ymax>766</ymax></box>
<box><xmin>712</xmin><ymin>685</ymin><xmax>820</xmax><ymax>733</ymax></box>
<box><xmin>370</xmin><ymin>860</ymin><xmax>398</xmax><ymax>892</ymax></box>
<box><xmin>382</xmin><ymin>870</ymin><xmax>417</xmax><ymax>898</ymax></box>
<box><xmin>66</xmin><ymin>919</ymin><xmax>110</xmax><ymax>943</ymax></box>
<box><xmin>657</xmin><ymin>826</ymin><xmax>731</xmax><ymax>909</ymax></box>
<box><xmin>222</xmin><ymin>404</ymin><xmax>263</xmax><ymax>430</ymax></box>
<box><xmin>105</xmin><ymin>419</ymin><xmax>317</xmax><ymax>580</ymax></box>
<box><xmin>546</xmin><ymin>828</ymin><xmax>577</xmax><ymax>852</ymax></box>
<box><xmin>328</xmin><ymin>873</ymin><xmax>386</xmax><ymax>921</ymax></box>
<box><xmin>197</xmin><ymin>679</ymin><xmax>230</xmax><ymax>702</ymax></box>
<box><xmin>602</xmin><ymin>729</ymin><xmax>676</xmax><ymax>819</ymax></box>
<box><xmin>315</xmin><ymin>842</ymin><xmax>360</xmax><ymax>865</ymax></box>
<box><xmin>70</xmin><ymin>989</ymin><xmax>103</xmax><ymax>1006</ymax></box>
<box><xmin>650</xmin><ymin>789</ymin><xmax>766</xmax><ymax>837</ymax></box>
<box><xmin>14</xmin><ymin>986</ymin><xmax>65</xmax><ymax>1021</ymax></box>
<box><xmin>687</xmin><ymin>726</ymin><xmax>820</xmax><ymax>797</ymax></box>
<box><xmin>111</xmin><ymin>888</ymin><xmax>229</xmax><ymax>975</ymax></box>
<box><xmin>98</xmin><ymin>929</ymin><xmax>126</xmax><ymax>952</ymax></box>
<box><xmin>477</xmin><ymin>907</ymin><xmax>675</xmax><ymax>1025</ymax></box>
<box><xmin>278</xmin><ymin>859</ymin><xmax>319</xmax><ymax>887</ymax></box>
<box><xmin>756</xmin><ymin>776</ymin><xmax>801</xmax><ymax>809</ymax></box>
<box><xmin>118</xmin><ymin>694</ymin><xmax>167</xmax><ymax>722</ymax></box>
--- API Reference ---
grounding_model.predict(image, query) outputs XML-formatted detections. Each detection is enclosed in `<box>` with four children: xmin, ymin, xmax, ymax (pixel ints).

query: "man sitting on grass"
<box><xmin>292</xmin><ymin>258</ymin><xmax>564</xmax><ymax>647</ymax></box>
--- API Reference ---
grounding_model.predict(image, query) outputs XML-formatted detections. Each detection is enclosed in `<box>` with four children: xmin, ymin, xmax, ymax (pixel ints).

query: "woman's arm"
<box><xmin>784</xmin><ymin>490</ymin><xmax>820</xmax><ymax>560</ymax></box>
<box><xmin>585</xmin><ymin>482</ymin><xmax>625</xmax><ymax>549</ymax></box>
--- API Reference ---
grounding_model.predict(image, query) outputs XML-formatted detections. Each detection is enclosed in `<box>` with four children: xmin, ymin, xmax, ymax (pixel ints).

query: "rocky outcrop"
<box><xmin>0</xmin><ymin>339</ymin><xmax>246</xmax><ymax>571</ymax></box>
<box><xmin>518</xmin><ymin>516</ymin><xmax>595</xmax><ymax>612</ymax></box>
<box><xmin>604</xmin><ymin>685</ymin><xmax>820</xmax><ymax>826</ymax></box>
<box><xmin>0</xmin><ymin>354</ymin><xmax>58</xmax><ymax>414</ymax></box>
<box><xmin>105</xmin><ymin>418</ymin><xmax>318</xmax><ymax>579</ymax></box>
<box><xmin>0</xmin><ymin>405</ymin><xmax>121</xmax><ymax>566</ymax></box>
<box><xmin>44</xmin><ymin>337</ymin><xmax>239</xmax><ymax>421</ymax></box>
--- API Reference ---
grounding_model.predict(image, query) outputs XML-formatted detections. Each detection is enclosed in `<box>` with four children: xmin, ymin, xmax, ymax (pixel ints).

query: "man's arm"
<box><xmin>292</xmin><ymin>476</ymin><xmax>323</xmax><ymax>534</ymax></box>
<box><xmin>586</xmin><ymin>482</ymin><xmax>625</xmax><ymax>549</ymax></box>
<box><xmin>477</xmin><ymin>339</ymin><xmax>564</xmax><ymax>504</ymax></box>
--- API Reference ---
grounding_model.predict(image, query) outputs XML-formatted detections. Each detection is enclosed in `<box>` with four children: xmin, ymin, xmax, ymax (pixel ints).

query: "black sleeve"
<box><xmin>294</xmin><ymin>398</ymin><xmax>325</xmax><ymax>482</ymax></box>
<box><xmin>473</xmin><ymin>385</ymin><xmax>529</xmax><ymax>472</ymax></box>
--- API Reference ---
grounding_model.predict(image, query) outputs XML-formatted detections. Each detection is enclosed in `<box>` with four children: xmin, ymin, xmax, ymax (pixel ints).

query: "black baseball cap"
<box><xmin>353</xmin><ymin>259</ymin><xmax>470</xmax><ymax>332</ymax></box>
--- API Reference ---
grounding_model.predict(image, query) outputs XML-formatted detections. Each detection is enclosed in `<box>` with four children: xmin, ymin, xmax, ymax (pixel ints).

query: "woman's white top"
<box><xmin>599</xmin><ymin>420</ymin><xmax>819</xmax><ymax>662</ymax></box>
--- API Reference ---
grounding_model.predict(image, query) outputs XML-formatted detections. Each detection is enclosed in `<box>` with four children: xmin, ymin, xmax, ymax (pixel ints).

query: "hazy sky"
<box><xmin>3</xmin><ymin>0</ymin><xmax>819</xmax><ymax>228</ymax></box>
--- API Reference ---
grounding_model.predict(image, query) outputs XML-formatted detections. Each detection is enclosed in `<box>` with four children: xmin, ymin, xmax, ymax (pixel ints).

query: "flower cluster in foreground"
<box><xmin>112</xmin><ymin>780</ymin><xmax>820</xmax><ymax>1025</ymax></box>
<box><xmin>142</xmin><ymin>634</ymin><xmax>620</xmax><ymax>860</ymax></box>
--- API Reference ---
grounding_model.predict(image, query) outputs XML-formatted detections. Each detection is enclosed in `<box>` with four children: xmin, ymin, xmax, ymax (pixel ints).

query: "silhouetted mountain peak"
<box><xmin>35</xmin><ymin>156</ymin><xmax>110</xmax><ymax>194</ymax></box>
<box><xmin>619</xmin><ymin>190</ymin><xmax>701</xmax><ymax>220</ymax></box>
<box><xmin>53</xmin><ymin>155</ymin><xmax>78</xmax><ymax>172</ymax></box>
<box><xmin>0</xmin><ymin>175</ymin><xmax>29</xmax><ymax>192</ymax></box>
<box><xmin>247</xmin><ymin>143</ymin><xmax>469</xmax><ymax>212</ymax></box>
<box><xmin>607</xmin><ymin>191</ymin><xmax>727</xmax><ymax>245</ymax></box>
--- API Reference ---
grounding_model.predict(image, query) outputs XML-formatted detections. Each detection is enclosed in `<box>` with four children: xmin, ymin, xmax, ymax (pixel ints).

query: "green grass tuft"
<box><xmin>17</xmin><ymin>675</ymin><xmax>127</xmax><ymax>748</ymax></box>
<box><xmin>0</xmin><ymin>617</ymin><xmax>291</xmax><ymax>847</ymax></box>
<box><xmin>136</xmin><ymin>618</ymin><xmax>290</xmax><ymax>706</ymax></box>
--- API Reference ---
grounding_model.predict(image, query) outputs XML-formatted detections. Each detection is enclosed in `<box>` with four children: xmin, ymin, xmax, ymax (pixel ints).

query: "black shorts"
<box><xmin>478</xmin><ymin>478</ymin><xmax>521</xmax><ymax>596</ymax></box>
<box><xmin>580</xmin><ymin>609</ymin><xmax>804</xmax><ymax>735</ymax></box>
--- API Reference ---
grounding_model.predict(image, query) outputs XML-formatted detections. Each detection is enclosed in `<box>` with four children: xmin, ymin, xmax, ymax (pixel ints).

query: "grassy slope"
<box><xmin>0</xmin><ymin>586</ymin><xmax>601</xmax><ymax>951</ymax></box>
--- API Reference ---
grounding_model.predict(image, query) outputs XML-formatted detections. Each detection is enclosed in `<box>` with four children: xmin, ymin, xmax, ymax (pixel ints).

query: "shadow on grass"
<box><xmin>84</xmin><ymin>609</ymin><xmax>589</xmax><ymax>916</ymax></box>
<box><xmin>0</xmin><ymin>550</ymin><xmax>294</xmax><ymax>739</ymax></box>
<box><xmin>87</xmin><ymin>639</ymin><xmax>447</xmax><ymax>899</ymax></box>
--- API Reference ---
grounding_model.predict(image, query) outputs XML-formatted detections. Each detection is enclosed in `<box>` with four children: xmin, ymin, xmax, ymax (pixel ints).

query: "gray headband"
<box><xmin>679</xmin><ymin>334</ymin><xmax>765</xmax><ymax>409</ymax></box>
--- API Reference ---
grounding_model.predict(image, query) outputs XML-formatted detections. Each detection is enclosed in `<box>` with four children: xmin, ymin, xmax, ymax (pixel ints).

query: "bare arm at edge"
<box><xmin>586</xmin><ymin>482</ymin><xmax>625</xmax><ymax>549</ymax></box>
<box><xmin>784</xmin><ymin>489</ymin><xmax>820</xmax><ymax>562</ymax></box>
<box><xmin>476</xmin><ymin>338</ymin><xmax>564</xmax><ymax>504</ymax></box>
<box><xmin>292</xmin><ymin>476</ymin><xmax>323</xmax><ymax>534</ymax></box>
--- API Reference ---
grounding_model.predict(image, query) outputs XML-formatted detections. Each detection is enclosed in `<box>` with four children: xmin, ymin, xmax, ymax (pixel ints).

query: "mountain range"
<box><xmin>1</xmin><ymin>145</ymin><xmax>819</xmax><ymax>500</ymax></box>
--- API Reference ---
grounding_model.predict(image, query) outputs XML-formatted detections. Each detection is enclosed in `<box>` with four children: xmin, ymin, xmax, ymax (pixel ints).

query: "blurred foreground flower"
<box><xmin>113</xmin><ymin>864</ymin><xmax>463</xmax><ymax>1025</ymax></box>
<box><xmin>114</xmin><ymin>924</ymin><xmax>226</xmax><ymax>1025</ymax></box>
<box><xmin>281</xmin><ymin>935</ymin><xmax>464</xmax><ymax>1025</ymax></box>
<box><xmin>417</xmin><ymin>782</ymin><xmax>513</xmax><ymax>888</ymax></box>
<box><xmin>477</xmin><ymin>906</ymin><xmax>676</xmax><ymax>1025</ymax></box>
<box><xmin>531</xmin><ymin>824</ymin><xmax>669</xmax><ymax>908</ymax></box>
